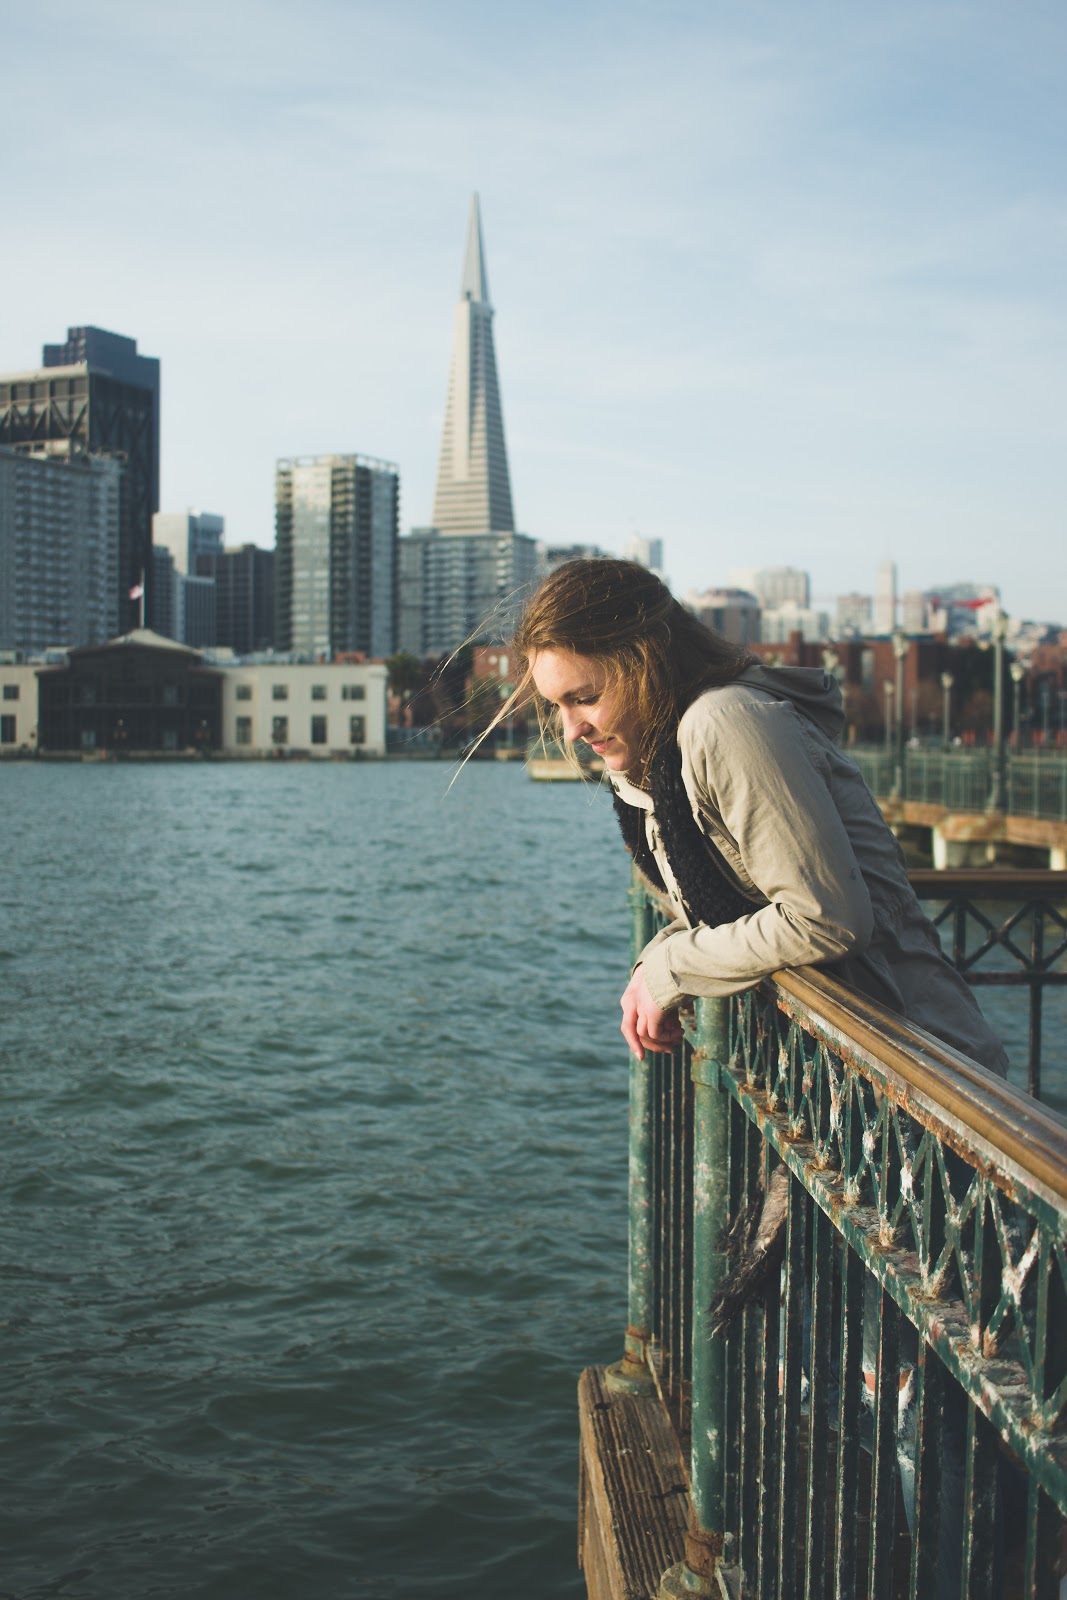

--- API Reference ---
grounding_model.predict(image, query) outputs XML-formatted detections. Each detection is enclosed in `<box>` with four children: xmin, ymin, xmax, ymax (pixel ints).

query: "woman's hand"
<box><xmin>620</xmin><ymin>967</ymin><xmax>684</xmax><ymax>1061</ymax></box>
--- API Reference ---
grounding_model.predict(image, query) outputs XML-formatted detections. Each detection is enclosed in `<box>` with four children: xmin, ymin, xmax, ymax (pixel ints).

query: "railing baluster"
<box><xmin>960</xmin><ymin>1404</ymin><xmax>999</xmax><ymax>1598</ymax></box>
<box><xmin>805</xmin><ymin>1203</ymin><xmax>834</xmax><ymax>1598</ymax></box>
<box><xmin>1029</xmin><ymin>901</ymin><xmax>1044</xmax><ymax>1100</ymax></box>
<box><xmin>907</xmin><ymin>1337</ymin><xmax>943</xmax><ymax>1596</ymax></box>
<box><xmin>778</xmin><ymin>1178</ymin><xmax>807</xmax><ymax>1600</ymax></box>
<box><xmin>833</xmin><ymin>1241</ymin><xmax>864</xmax><ymax>1600</ymax></box>
<box><xmin>868</xmin><ymin>1287</ymin><xmax>901</xmax><ymax>1600</ymax></box>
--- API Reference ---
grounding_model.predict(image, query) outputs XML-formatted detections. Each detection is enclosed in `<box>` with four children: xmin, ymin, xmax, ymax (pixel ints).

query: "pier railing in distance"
<box><xmin>848</xmin><ymin>749</ymin><xmax>1067</xmax><ymax>821</ymax></box>
<box><xmin>907</xmin><ymin>871</ymin><xmax>1067</xmax><ymax>1102</ymax></box>
<box><xmin>578</xmin><ymin>873</ymin><xmax>1067</xmax><ymax>1600</ymax></box>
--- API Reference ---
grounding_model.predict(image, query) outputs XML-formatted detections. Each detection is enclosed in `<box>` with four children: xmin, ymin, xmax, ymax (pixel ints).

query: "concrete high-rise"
<box><xmin>0</xmin><ymin>444</ymin><xmax>122</xmax><ymax>654</ymax></box>
<box><xmin>729</xmin><ymin>566</ymin><xmax>811</xmax><ymax>610</ymax></box>
<box><xmin>0</xmin><ymin>327</ymin><xmax>160</xmax><ymax>634</ymax></box>
<box><xmin>400</xmin><ymin>196</ymin><xmax>536</xmax><ymax>656</ymax></box>
<box><xmin>432</xmin><ymin>194</ymin><xmax>514</xmax><ymax>535</ymax></box>
<box><xmin>274</xmin><ymin>455</ymin><xmax>397</xmax><ymax>659</ymax></box>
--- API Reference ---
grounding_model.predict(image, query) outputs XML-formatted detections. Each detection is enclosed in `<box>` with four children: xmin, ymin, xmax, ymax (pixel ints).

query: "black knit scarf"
<box><xmin>611</xmin><ymin>738</ymin><xmax>756</xmax><ymax>929</ymax></box>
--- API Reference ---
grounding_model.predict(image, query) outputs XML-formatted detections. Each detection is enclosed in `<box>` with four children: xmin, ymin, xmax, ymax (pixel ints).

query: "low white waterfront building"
<box><xmin>221</xmin><ymin>661</ymin><xmax>387</xmax><ymax>758</ymax></box>
<box><xmin>0</xmin><ymin>662</ymin><xmax>44</xmax><ymax>751</ymax></box>
<box><xmin>2</xmin><ymin>651</ymin><xmax>388</xmax><ymax>758</ymax></box>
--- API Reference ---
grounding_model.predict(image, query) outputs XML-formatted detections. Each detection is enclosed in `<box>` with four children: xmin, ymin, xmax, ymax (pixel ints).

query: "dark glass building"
<box><xmin>195</xmin><ymin>544</ymin><xmax>275</xmax><ymax>657</ymax></box>
<box><xmin>0</xmin><ymin>327</ymin><xmax>160</xmax><ymax>635</ymax></box>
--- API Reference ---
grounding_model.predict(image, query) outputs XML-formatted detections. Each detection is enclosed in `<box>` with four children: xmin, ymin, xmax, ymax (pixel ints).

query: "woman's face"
<box><xmin>529</xmin><ymin>648</ymin><xmax>640</xmax><ymax>773</ymax></box>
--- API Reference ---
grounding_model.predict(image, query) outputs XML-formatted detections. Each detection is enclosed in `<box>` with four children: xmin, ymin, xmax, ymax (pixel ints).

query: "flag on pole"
<box><xmin>128</xmin><ymin>581</ymin><xmax>144</xmax><ymax>600</ymax></box>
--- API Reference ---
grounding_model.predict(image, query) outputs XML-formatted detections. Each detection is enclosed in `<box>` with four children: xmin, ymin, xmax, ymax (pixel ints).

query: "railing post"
<box><xmin>605</xmin><ymin>884</ymin><xmax>658</xmax><ymax>1396</ymax></box>
<box><xmin>659</xmin><ymin>995</ymin><xmax>732</xmax><ymax>1598</ymax></box>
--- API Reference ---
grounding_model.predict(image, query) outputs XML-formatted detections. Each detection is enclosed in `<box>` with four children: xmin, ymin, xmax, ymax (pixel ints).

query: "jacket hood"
<box><xmin>736</xmin><ymin>662</ymin><xmax>845</xmax><ymax>742</ymax></box>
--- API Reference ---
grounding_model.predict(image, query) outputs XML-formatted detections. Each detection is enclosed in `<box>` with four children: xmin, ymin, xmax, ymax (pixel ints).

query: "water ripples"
<box><xmin>1</xmin><ymin>762</ymin><xmax>628</xmax><ymax>1599</ymax></box>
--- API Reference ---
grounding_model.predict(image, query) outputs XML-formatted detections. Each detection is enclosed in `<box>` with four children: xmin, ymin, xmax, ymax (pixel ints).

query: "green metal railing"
<box><xmin>849</xmin><ymin>749</ymin><xmax>1067</xmax><ymax>820</ymax></box>
<box><xmin>616</xmin><ymin>875</ymin><xmax>1067</xmax><ymax>1599</ymax></box>
<box><xmin>908</xmin><ymin>871</ymin><xmax>1067</xmax><ymax>1102</ymax></box>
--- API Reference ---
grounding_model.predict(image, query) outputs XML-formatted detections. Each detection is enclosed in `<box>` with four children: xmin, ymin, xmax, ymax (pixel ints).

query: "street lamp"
<box><xmin>1010</xmin><ymin>660</ymin><xmax>1026</xmax><ymax>751</ymax></box>
<box><xmin>883</xmin><ymin>679</ymin><xmax>895</xmax><ymax>763</ymax></box>
<box><xmin>940</xmin><ymin>671</ymin><xmax>954</xmax><ymax>750</ymax></box>
<box><xmin>892</xmin><ymin>630</ymin><xmax>908</xmax><ymax>800</ymax></box>
<box><xmin>986</xmin><ymin>611</ymin><xmax>1009</xmax><ymax>812</ymax></box>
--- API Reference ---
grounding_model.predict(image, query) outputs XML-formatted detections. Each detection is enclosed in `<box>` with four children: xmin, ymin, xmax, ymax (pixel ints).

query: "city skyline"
<box><xmin>2</xmin><ymin>2</ymin><xmax>1064</xmax><ymax>623</ymax></box>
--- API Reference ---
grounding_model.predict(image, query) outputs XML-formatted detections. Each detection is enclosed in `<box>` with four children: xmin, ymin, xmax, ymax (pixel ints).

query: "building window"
<box><xmin>0</xmin><ymin>715</ymin><xmax>15</xmax><ymax>744</ymax></box>
<box><xmin>236</xmin><ymin>684</ymin><xmax>253</xmax><ymax>701</ymax></box>
<box><xmin>341</xmin><ymin>684</ymin><xmax>365</xmax><ymax>701</ymax></box>
<box><xmin>162</xmin><ymin>729</ymin><xmax>179</xmax><ymax>751</ymax></box>
<box><xmin>161</xmin><ymin>683</ymin><xmax>179</xmax><ymax>707</ymax></box>
<box><xmin>81</xmin><ymin>728</ymin><xmax>97</xmax><ymax>750</ymax></box>
<box><xmin>311</xmin><ymin>715</ymin><xmax>327</xmax><ymax>745</ymax></box>
<box><xmin>311</xmin><ymin>684</ymin><xmax>327</xmax><ymax>701</ymax></box>
<box><xmin>236</xmin><ymin>717</ymin><xmax>252</xmax><ymax>746</ymax></box>
<box><xmin>272</xmin><ymin>716</ymin><xmax>288</xmax><ymax>744</ymax></box>
<box><xmin>349</xmin><ymin>715</ymin><xmax>365</xmax><ymax>745</ymax></box>
<box><xmin>2</xmin><ymin>684</ymin><xmax>19</xmax><ymax>701</ymax></box>
<box><xmin>272</xmin><ymin>684</ymin><xmax>288</xmax><ymax>701</ymax></box>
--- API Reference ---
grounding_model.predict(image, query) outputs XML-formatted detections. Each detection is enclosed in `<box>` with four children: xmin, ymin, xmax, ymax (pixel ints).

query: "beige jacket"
<box><xmin>610</xmin><ymin>665</ymin><xmax>1008</xmax><ymax>1074</ymax></box>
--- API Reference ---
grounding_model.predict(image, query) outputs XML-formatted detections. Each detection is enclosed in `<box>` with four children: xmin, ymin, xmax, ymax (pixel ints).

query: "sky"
<box><xmin>2</xmin><ymin>0</ymin><xmax>1065</xmax><ymax>623</ymax></box>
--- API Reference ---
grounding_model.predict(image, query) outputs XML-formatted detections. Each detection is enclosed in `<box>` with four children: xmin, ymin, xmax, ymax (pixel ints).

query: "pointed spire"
<box><xmin>432</xmin><ymin>195</ymin><xmax>514</xmax><ymax>533</ymax></box>
<box><xmin>459</xmin><ymin>192</ymin><xmax>491</xmax><ymax>304</ymax></box>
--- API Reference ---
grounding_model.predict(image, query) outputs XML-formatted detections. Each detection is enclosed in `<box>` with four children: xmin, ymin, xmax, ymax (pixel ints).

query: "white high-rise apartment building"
<box><xmin>0</xmin><ymin>445</ymin><xmax>121</xmax><ymax>654</ymax></box>
<box><xmin>275</xmin><ymin>455</ymin><xmax>398</xmax><ymax>660</ymax></box>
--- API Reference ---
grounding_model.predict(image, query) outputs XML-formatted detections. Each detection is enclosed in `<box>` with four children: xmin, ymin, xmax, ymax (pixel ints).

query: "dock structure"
<box><xmin>580</xmin><ymin>870</ymin><xmax>1067</xmax><ymax>1599</ymax></box>
<box><xmin>849</xmin><ymin>749</ymin><xmax>1067</xmax><ymax>870</ymax></box>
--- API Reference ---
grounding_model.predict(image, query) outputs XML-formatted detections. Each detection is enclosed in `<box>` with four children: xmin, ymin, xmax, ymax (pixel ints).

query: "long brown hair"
<box><xmin>507</xmin><ymin>558</ymin><xmax>752</xmax><ymax>778</ymax></box>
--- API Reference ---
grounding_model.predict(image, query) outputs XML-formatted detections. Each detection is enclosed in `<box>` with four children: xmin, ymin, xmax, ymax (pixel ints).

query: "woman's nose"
<box><xmin>561</xmin><ymin>707</ymin><xmax>590</xmax><ymax>741</ymax></box>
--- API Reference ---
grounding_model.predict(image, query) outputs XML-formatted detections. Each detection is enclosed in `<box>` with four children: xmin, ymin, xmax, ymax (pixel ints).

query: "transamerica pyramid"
<box><xmin>431</xmin><ymin>194</ymin><xmax>515</xmax><ymax>533</ymax></box>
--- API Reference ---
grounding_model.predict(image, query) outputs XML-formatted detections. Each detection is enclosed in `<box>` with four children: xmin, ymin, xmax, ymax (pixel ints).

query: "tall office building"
<box><xmin>195</xmin><ymin>544</ymin><xmax>275</xmax><ymax>657</ymax></box>
<box><xmin>0</xmin><ymin>444</ymin><xmax>122</xmax><ymax>654</ymax></box>
<box><xmin>0</xmin><ymin>327</ymin><xmax>160</xmax><ymax>634</ymax></box>
<box><xmin>399</xmin><ymin>196</ymin><xmax>536</xmax><ymax>656</ymax></box>
<box><xmin>150</xmin><ymin>510</ymin><xmax>225</xmax><ymax>645</ymax></box>
<box><xmin>432</xmin><ymin>194</ymin><xmax>514</xmax><ymax>535</ymax></box>
<box><xmin>624</xmin><ymin>535</ymin><xmax>664</xmax><ymax>575</ymax></box>
<box><xmin>274</xmin><ymin>455</ymin><xmax>397</xmax><ymax>659</ymax></box>
<box><xmin>153</xmin><ymin>510</ymin><xmax>224</xmax><ymax>575</ymax></box>
<box><xmin>873</xmin><ymin>560</ymin><xmax>897</xmax><ymax>634</ymax></box>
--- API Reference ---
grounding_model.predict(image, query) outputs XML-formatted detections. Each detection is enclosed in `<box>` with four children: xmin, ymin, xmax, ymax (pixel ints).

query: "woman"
<box><xmin>511</xmin><ymin>557</ymin><xmax>1007</xmax><ymax>1075</ymax></box>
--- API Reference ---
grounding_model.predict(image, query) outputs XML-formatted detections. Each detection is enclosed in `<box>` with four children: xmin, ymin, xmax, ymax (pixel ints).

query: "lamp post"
<box><xmin>986</xmin><ymin>611</ymin><xmax>1009</xmax><ymax>812</ymax></box>
<box><xmin>892</xmin><ymin>630</ymin><xmax>907</xmax><ymax>800</ymax></box>
<box><xmin>1010</xmin><ymin>660</ymin><xmax>1025</xmax><ymax>751</ymax></box>
<box><xmin>883</xmin><ymin>681</ymin><xmax>895</xmax><ymax>795</ymax></box>
<box><xmin>940</xmin><ymin>671</ymin><xmax>954</xmax><ymax>750</ymax></box>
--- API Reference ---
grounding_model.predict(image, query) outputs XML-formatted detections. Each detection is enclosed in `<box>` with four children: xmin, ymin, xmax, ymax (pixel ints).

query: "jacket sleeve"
<box><xmin>639</xmin><ymin>695</ymin><xmax>875</xmax><ymax>1011</ymax></box>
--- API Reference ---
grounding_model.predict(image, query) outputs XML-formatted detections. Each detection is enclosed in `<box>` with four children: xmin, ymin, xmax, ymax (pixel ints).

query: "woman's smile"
<box><xmin>529</xmin><ymin>648</ymin><xmax>640</xmax><ymax>772</ymax></box>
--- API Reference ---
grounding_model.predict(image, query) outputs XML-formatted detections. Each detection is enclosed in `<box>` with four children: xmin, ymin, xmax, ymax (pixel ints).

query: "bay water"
<box><xmin>1</xmin><ymin>761</ymin><xmax>1061</xmax><ymax>1599</ymax></box>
